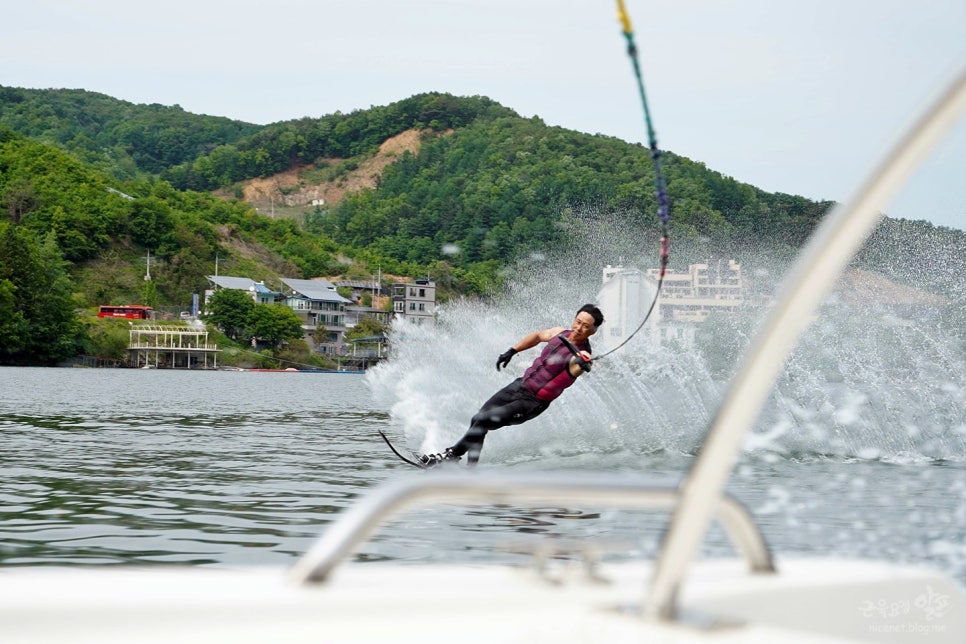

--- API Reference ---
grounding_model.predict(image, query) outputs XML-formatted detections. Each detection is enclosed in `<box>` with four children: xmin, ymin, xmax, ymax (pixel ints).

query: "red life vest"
<box><xmin>522</xmin><ymin>331</ymin><xmax>590</xmax><ymax>402</ymax></box>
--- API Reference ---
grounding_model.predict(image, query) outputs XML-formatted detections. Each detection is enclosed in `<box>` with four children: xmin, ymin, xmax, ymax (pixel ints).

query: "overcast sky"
<box><xmin>3</xmin><ymin>0</ymin><xmax>964</xmax><ymax>230</ymax></box>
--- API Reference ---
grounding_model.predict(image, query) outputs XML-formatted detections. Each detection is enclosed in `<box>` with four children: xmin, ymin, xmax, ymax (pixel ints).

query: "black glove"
<box><xmin>496</xmin><ymin>347</ymin><xmax>517</xmax><ymax>371</ymax></box>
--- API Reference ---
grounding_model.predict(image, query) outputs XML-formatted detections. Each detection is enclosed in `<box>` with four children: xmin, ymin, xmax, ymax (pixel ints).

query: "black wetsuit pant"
<box><xmin>448</xmin><ymin>378</ymin><xmax>550</xmax><ymax>465</ymax></box>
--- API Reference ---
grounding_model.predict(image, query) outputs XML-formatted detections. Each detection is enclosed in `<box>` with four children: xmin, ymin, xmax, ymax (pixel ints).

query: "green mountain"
<box><xmin>0</xmin><ymin>85</ymin><xmax>260</xmax><ymax>177</ymax></box>
<box><xmin>0</xmin><ymin>87</ymin><xmax>961</xmax><ymax>366</ymax></box>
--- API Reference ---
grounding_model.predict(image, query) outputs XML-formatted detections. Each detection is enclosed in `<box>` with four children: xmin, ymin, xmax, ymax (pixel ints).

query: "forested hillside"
<box><xmin>160</xmin><ymin>93</ymin><xmax>517</xmax><ymax>191</ymax></box>
<box><xmin>315</xmin><ymin>115</ymin><xmax>832</xmax><ymax>275</ymax></box>
<box><xmin>0</xmin><ymin>87</ymin><xmax>961</xmax><ymax>366</ymax></box>
<box><xmin>0</xmin><ymin>86</ymin><xmax>261</xmax><ymax>178</ymax></box>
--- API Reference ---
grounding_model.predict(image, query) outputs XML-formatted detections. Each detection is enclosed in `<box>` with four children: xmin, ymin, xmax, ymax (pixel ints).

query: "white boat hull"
<box><xmin>2</xmin><ymin>557</ymin><xmax>961</xmax><ymax>643</ymax></box>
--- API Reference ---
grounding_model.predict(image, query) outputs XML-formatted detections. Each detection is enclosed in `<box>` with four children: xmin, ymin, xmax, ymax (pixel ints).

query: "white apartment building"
<box><xmin>598</xmin><ymin>259</ymin><xmax>745</xmax><ymax>348</ymax></box>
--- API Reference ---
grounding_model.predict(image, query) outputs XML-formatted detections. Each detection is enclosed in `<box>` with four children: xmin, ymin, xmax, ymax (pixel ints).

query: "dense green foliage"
<box><xmin>315</xmin><ymin>116</ymin><xmax>833</xmax><ymax>280</ymax></box>
<box><xmin>204</xmin><ymin>288</ymin><xmax>304</xmax><ymax>349</ymax></box>
<box><xmin>81</xmin><ymin>317</ymin><xmax>131</xmax><ymax>362</ymax></box>
<box><xmin>0</xmin><ymin>222</ymin><xmax>83</xmax><ymax>364</ymax></box>
<box><xmin>1</xmin><ymin>127</ymin><xmax>127</xmax><ymax>261</ymax></box>
<box><xmin>0</xmin><ymin>87</ymin><xmax>962</xmax><ymax>366</ymax></box>
<box><xmin>0</xmin><ymin>127</ymin><xmax>343</xmax><ymax>310</ymax></box>
<box><xmin>248</xmin><ymin>304</ymin><xmax>305</xmax><ymax>349</ymax></box>
<box><xmin>159</xmin><ymin>93</ymin><xmax>517</xmax><ymax>191</ymax></box>
<box><xmin>0</xmin><ymin>86</ymin><xmax>260</xmax><ymax>178</ymax></box>
<box><xmin>204</xmin><ymin>289</ymin><xmax>254</xmax><ymax>341</ymax></box>
<box><xmin>345</xmin><ymin>316</ymin><xmax>389</xmax><ymax>342</ymax></box>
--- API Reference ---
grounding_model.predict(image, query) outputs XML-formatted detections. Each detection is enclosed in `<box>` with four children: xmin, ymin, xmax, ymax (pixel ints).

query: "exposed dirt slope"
<box><xmin>237</xmin><ymin>129</ymin><xmax>427</xmax><ymax>214</ymax></box>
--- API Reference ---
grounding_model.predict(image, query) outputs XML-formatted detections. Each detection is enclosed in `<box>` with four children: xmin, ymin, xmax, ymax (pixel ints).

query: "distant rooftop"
<box><xmin>281</xmin><ymin>278</ymin><xmax>352</xmax><ymax>303</ymax></box>
<box><xmin>337</xmin><ymin>280</ymin><xmax>382</xmax><ymax>289</ymax></box>
<box><xmin>206</xmin><ymin>276</ymin><xmax>278</xmax><ymax>294</ymax></box>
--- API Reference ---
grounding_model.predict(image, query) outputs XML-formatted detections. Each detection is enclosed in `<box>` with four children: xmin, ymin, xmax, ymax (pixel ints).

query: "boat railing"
<box><xmin>287</xmin><ymin>472</ymin><xmax>774</xmax><ymax>585</ymax></box>
<box><xmin>290</xmin><ymin>65</ymin><xmax>965</xmax><ymax>621</ymax></box>
<box><xmin>645</xmin><ymin>65</ymin><xmax>966</xmax><ymax>620</ymax></box>
<box><xmin>290</xmin><ymin>63</ymin><xmax>965</xmax><ymax>621</ymax></box>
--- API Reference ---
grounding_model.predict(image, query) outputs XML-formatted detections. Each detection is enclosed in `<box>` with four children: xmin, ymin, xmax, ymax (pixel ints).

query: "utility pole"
<box><xmin>144</xmin><ymin>249</ymin><xmax>152</xmax><ymax>281</ymax></box>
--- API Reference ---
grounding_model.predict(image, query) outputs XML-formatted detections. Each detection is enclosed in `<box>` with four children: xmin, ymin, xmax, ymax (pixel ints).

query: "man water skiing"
<box><xmin>419</xmin><ymin>304</ymin><xmax>604</xmax><ymax>467</ymax></box>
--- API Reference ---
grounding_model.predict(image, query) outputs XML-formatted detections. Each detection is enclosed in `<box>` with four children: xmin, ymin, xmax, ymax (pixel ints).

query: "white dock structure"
<box><xmin>127</xmin><ymin>324</ymin><xmax>220</xmax><ymax>369</ymax></box>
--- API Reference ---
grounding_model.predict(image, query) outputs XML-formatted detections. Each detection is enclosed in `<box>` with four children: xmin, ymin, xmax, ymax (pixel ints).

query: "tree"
<box><xmin>129</xmin><ymin>197</ymin><xmax>174</xmax><ymax>249</ymax></box>
<box><xmin>0</xmin><ymin>278</ymin><xmax>28</xmax><ymax>355</ymax></box>
<box><xmin>31</xmin><ymin>232</ymin><xmax>83</xmax><ymax>362</ymax></box>
<box><xmin>3</xmin><ymin>178</ymin><xmax>37</xmax><ymax>224</ymax></box>
<box><xmin>0</xmin><ymin>224</ymin><xmax>82</xmax><ymax>364</ymax></box>
<box><xmin>312</xmin><ymin>324</ymin><xmax>329</xmax><ymax>347</ymax></box>
<box><xmin>141</xmin><ymin>277</ymin><xmax>159</xmax><ymax>308</ymax></box>
<box><xmin>275</xmin><ymin>338</ymin><xmax>313</xmax><ymax>369</ymax></box>
<box><xmin>248</xmin><ymin>304</ymin><xmax>304</xmax><ymax>349</ymax></box>
<box><xmin>82</xmin><ymin>318</ymin><xmax>131</xmax><ymax>360</ymax></box>
<box><xmin>204</xmin><ymin>289</ymin><xmax>254</xmax><ymax>341</ymax></box>
<box><xmin>345</xmin><ymin>315</ymin><xmax>389</xmax><ymax>342</ymax></box>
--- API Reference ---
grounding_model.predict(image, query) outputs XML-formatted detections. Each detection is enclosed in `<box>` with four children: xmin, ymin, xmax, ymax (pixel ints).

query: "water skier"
<box><xmin>419</xmin><ymin>304</ymin><xmax>604</xmax><ymax>467</ymax></box>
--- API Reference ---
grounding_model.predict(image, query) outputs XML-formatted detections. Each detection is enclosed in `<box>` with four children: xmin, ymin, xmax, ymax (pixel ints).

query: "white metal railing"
<box><xmin>288</xmin><ymin>472</ymin><xmax>774</xmax><ymax>585</ymax></box>
<box><xmin>128</xmin><ymin>343</ymin><xmax>218</xmax><ymax>350</ymax></box>
<box><xmin>644</xmin><ymin>66</ymin><xmax>966</xmax><ymax>620</ymax></box>
<box><xmin>285</xmin><ymin>64</ymin><xmax>965</xmax><ymax>625</ymax></box>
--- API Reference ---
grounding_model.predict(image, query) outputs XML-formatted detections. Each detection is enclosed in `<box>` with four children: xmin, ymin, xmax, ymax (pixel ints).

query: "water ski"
<box><xmin>377</xmin><ymin>430</ymin><xmax>428</xmax><ymax>469</ymax></box>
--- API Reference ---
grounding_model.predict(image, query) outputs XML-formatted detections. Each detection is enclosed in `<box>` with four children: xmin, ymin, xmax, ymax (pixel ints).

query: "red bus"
<box><xmin>97</xmin><ymin>305</ymin><xmax>154</xmax><ymax>320</ymax></box>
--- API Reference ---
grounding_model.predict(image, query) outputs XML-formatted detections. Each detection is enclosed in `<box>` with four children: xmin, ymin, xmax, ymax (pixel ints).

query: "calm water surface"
<box><xmin>1</xmin><ymin>366</ymin><xmax>964</xmax><ymax>585</ymax></box>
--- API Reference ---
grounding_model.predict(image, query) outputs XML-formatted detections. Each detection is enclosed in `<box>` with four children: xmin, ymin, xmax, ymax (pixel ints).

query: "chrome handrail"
<box><xmin>287</xmin><ymin>472</ymin><xmax>773</xmax><ymax>585</ymax></box>
<box><xmin>645</xmin><ymin>66</ymin><xmax>966</xmax><ymax>620</ymax></box>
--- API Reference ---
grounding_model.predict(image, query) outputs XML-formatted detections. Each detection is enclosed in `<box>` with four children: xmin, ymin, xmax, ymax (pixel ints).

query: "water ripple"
<box><xmin>1</xmin><ymin>367</ymin><xmax>963</xmax><ymax>586</ymax></box>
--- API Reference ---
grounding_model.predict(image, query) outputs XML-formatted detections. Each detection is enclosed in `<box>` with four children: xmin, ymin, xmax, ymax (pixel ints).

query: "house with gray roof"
<box><xmin>336</xmin><ymin>279</ymin><xmax>386</xmax><ymax>302</ymax></box>
<box><xmin>205</xmin><ymin>275</ymin><xmax>281</xmax><ymax>306</ymax></box>
<box><xmin>280</xmin><ymin>278</ymin><xmax>353</xmax><ymax>354</ymax></box>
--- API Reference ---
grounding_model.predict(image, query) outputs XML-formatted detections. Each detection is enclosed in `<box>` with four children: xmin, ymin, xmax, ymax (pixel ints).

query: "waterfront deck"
<box><xmin>127</xmin><ymin>324</ymin><xmax>219</xmax><ymax>369</ymax></box>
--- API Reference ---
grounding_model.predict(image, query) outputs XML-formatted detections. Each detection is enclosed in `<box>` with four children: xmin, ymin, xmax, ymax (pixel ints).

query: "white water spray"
<box><xmin>367</xmin><ymin>210</ymin><xmax>966</xmax><ymax>467</ymax></box>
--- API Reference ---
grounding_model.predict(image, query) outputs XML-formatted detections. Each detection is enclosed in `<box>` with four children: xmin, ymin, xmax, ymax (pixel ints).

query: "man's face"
<box><xmin>570</xmin><ymin>312</ymin><xmax>597</xmax><ymax>343</ymax></box>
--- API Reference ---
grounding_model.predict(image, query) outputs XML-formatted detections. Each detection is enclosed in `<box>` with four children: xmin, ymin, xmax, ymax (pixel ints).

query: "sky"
<box><xmin>3</xmin><ymin>0</ymin><xmax>964</xmax><ymax>231</ymax></box>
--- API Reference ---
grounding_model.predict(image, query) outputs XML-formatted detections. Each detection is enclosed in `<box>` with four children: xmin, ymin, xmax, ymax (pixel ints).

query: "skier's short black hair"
<box><xmin>576</xmin><ymin>304</ymin><xmax>604</xmax><ymax>328</ymax></box>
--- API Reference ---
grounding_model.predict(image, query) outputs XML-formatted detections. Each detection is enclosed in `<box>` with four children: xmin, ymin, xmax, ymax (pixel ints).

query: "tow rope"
<box><xmin>595</xmin><ymin>1</ymin><xmax>671</xmax><ymax>361</ymax></box>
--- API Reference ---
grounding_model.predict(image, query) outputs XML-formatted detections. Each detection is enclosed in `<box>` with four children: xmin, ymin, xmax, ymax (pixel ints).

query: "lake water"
<box><xmin>2</xmin><ymin>360</ymin><xmax>964</xmax><ymax>584</ymax></box>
